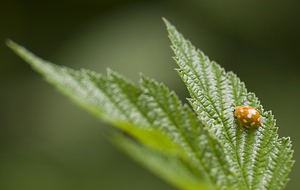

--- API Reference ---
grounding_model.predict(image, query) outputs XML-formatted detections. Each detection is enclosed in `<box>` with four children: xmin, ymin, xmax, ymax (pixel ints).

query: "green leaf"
<box><xmin>6</xmin><ymin>18</ymin><xmax>294</xmax><ymax>190</ymax></box>
<box><xmin>164</xmin><ymin>18</ymin><xmax>294</xmax><ymax>190</ymax></box>
<box><xmin>6</xmin><ymin>40</ymin><xmax>220</xmax><ymax>189</ymax></box>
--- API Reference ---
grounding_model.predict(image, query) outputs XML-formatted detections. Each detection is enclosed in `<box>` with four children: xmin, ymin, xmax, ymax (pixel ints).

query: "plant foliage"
<box><xmin>7</xmin><ymin>19</ymin><xmax>294</xmax><ymax>190</ymax></box>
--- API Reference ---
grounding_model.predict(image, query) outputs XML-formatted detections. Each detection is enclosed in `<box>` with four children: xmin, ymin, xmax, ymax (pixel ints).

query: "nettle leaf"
<box><xmin>7</xmin><ymin>40</ymin><xmax>221</xmax><ymax>189</ymax></box>
<box><xmin>164</xmin><ymin>19</ymin><xmax>294</xmax><ymax>190</ymax></box>
<box><xmin>7</xmin><ymin>18</ymin><xmax>294</xmax><ymax>190</ymax></box>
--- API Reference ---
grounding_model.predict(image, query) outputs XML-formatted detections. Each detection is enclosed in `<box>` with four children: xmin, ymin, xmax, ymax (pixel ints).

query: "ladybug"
<box><xmin>234</xmin><ymin>105</ymin><xmax>262</xmax><ymax>129</ymax></box>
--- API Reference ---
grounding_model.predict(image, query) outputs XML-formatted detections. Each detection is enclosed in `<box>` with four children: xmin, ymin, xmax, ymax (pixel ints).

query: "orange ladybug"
<box><xmin>234</xmin><ymin>105</ymin><xmax>262</xmax><ymax>129</ymax></box>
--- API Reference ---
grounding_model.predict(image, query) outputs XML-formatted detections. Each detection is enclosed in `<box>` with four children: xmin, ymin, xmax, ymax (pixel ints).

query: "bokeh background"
<box><xmin>1</xmin><ymin>0</ymin><xmax>300</xmax><ymax>189</ymax></box>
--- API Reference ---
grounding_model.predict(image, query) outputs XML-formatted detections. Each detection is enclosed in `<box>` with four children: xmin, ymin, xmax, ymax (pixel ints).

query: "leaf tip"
<box><xmin>162</xmin><ymin>17</ymin><xmax>173</xmax><ymax>30</ymax></box>
<box><xmin>5</xmin><ymin>39</ymin><xmax>18</xmax><ymax>50</ymax></box>
<box><xmin>162</xmin><ymin>17</ymin><xmax>168</xmax><ymax>24</ymax></box>
<box><xmin>5</xmin><ymin>39</ymin><xmax>32</xmax><ymax>63</ymax></box>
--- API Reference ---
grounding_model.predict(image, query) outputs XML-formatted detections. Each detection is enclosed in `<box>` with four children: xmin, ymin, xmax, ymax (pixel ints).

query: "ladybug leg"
<box><xmin>239</xmin><ymin>126</ymin><xmax>245</xmax><ymax>132</ymax></box>
<box><xmin>239</xmin><ymin>125</ymin><xmax>250</xmax><ymax>132</ymax></box>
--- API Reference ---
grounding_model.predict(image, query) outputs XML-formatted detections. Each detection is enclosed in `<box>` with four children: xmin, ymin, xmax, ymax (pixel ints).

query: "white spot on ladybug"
<box><xmin>243</xmin><ymin>119</ymin><xmax>247</xmax><ymax>123</ymax></box>
<box><xmin>251</xmin><ymin>122</ymin><xmax>256</xmax><ymax>126</ymax></box>
<box><xmin>248</xmin><ymin>109</ymin><xmax>257</xmax><ymax>114</ymax></box>
<box><xmin>247</xmin><ymin>109</ymin><xmax>257</xmax><ymax>118</ymax></box>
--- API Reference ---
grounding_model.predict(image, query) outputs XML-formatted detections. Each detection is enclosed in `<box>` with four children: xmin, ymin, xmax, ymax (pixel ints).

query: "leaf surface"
<box><xmin>164</xmin><ymin>19</ymin><xmax>294</xmax><ymax>190</ymax></box>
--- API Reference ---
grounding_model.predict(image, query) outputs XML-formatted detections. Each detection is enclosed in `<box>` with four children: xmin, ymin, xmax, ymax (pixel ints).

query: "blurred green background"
<box><xmin>1</xmin><ymin>0</ymin><xmax>300</xmax><ymax>189</ymax></box>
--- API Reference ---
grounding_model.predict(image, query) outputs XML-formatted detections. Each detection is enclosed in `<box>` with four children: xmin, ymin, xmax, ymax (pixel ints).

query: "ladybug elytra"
<box><xmin>234</xmin><ymin>105</ymin><xmax>262</xmax><ymax>129</ymax></box>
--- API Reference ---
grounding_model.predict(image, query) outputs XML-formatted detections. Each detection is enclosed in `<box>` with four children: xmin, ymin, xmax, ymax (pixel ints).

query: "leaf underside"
<box><xmin>7</xmin><ymin>19</ymin><xmax>294</xmax><ymax>190</ymax></box>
